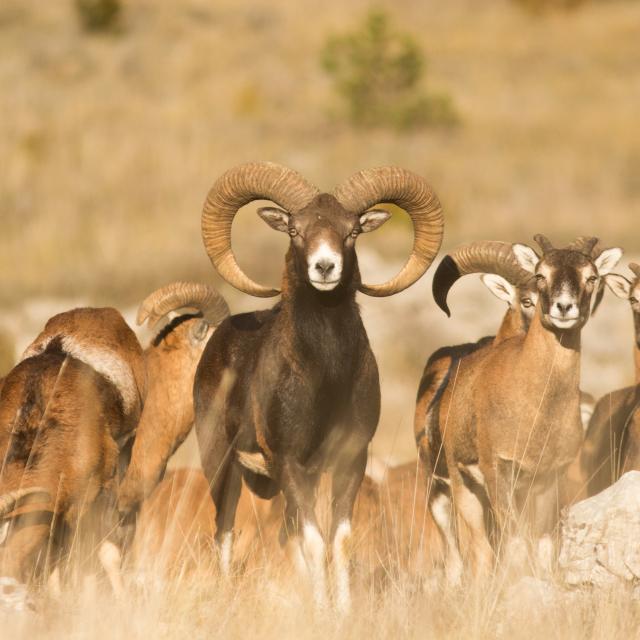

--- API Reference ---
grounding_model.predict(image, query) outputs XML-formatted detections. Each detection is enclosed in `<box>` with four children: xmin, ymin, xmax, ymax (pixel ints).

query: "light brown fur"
<box><xmin>117</xmin><ymin>316</ymin><xmax>219</xmax><ymax>515</ymax></box>
<box><xmin>0</xmin><ymin>308</ymin><xmax>145</xmax><ymax>586</ymax></box>
<box><xmin>580</xmin><ymin>268</ymin><xmax>640</xmax><ymax>496</ymax></box>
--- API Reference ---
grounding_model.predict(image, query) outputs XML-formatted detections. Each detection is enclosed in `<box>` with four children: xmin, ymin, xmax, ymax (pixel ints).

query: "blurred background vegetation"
<box><xmin>0</xmin><ymin>0</ymin><xmax>637</xmax><ymax>309</ymax></box>
<box><xmin>0</xmin><ymin>0</ymin><xmax>638</xmax><ymax>457</ymax></box>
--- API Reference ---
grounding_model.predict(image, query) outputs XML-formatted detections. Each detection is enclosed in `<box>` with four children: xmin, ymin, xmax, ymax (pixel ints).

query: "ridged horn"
<box><xmin>566</xmin><ymin>236</ymin><xmax>600</xmax><ymax>256</ymax></box>
<box><xmin>333</xmin><ymin>167</ymin><xmax>444</xmax><ymax>297</ymax></box>
<box><xmin>432</xmin><ymin>241</ymin><xmax>533</xmax><ymax>317</ymax></box>
<box><xmin>534</xmin><ymin>234</ymin><xmax>556</xmax><ymax>254</ymax></box>
<box><xmin>0</xmin><ymin>488</ymin><xmax>51</xmax><ymax>518</ymax></box>
<box><xmin>201</xmin><ymin>162</ymin><xmax>320</xmax><ymax>297</ymax></box>
<box><xmin>137</xmin><ymin>282</ymin><xmax>230</xmax><ymax>329</ymax></box>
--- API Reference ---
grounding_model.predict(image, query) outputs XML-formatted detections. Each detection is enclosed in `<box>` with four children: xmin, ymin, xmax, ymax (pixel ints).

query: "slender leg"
<box><xmin>454</xmin><ymin>465</ymin><xmax>494</xmax><ymax>579</ymax></box>
<box><xmin>329</xmin><ymin>447</ymin><xmax>367</xmax><ymax>615</ymax></box>
<box><xmin>449</xmin><ymin>465</ymin><xmax>493</xmax><ymax>578</ymax></box>
<box><xmin>532</xmin><ymin>475</ymin><xmax>560</xmax><ymax>574</ymax></box>
<box><xmin>280</xmin><ymin>458</ymin><xmax>326</xmax><ymax>609</ymax></box>
<box><xmin>490</xmin><ymin>457</ymin><xmax>530</xmax><ymax>574</ymax></box>
<box><xmin>428</xmin><ymin>477</ymin><xmax>463</xmax><ymax>586</ymax></box>
<box><xmin>98</xmin><ymin>540</ymin><xmax>124</xmax><ymax>598</ymax></box>
<box><xmin>198</xmin><ymin>419</ymin><xmax>240</xmax><ymax>575</ymax></box>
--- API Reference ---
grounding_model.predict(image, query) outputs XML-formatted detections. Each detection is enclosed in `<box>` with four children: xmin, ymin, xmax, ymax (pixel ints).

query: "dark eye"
<box><xmin>350</xmin><ymin>229</ymin><xmax>359</xmax><ymax>239</ymax></box>
<box><xmin>535</xmin><ymin>274</ymin><xmax>545</xmax><ymax>282</ymax></box>
<box><xmin>521</xmin><ymin>298</ymin><xmax>533</xmax><ymax>308</ymax></box>
<box><xmin>289</xmin><ymin>228</ymin><xmax>298</xmax><ymax>237</ymax></box>
<box><xmin>588</xmin><ymin>276</ymin><xmax>598</xmax><ymax>284</ymax></box>
<box><xmin>631</xmin><ymin>297</ymin><xmax>638</xmax><ymax>305</ymax></box>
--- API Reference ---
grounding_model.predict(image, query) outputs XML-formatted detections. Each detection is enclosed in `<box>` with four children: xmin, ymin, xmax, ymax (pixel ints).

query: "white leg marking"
<box><xmin>302</xmin><ymin>522</ymin><xmax>327</xmax><ymax>609</ymax></box>
<box><xmin>0</xmin><ymin>577</ymin><xmax>32</xmax><ymax>612</ymax></box>
<box><xmin>464</xmin><ymin>464</ymin><xmax>486</xmax><ymax>488</ymax></box>
<box><xmin>332</xmin><ymin>519</ymin><xmax>352</xmax><ymax>615</ymax></box>
<box><xmin>430</xmin><ymin>493</ymin><xmax>463</xmax><ymax>585</ymax></box>
<box><xmin>219</xmin><ymin>531</ymin><xmax>233</xmax><ymax>576</ymax></box>
<box><xmin>98</xmin><ymin>540</ymin><xmax>124</xmax><ymax>598</ymax></box>
<box><xmin>456</xmin><ymin>482</ymin><xmax>493</xmax><ymax>576</ymax></box>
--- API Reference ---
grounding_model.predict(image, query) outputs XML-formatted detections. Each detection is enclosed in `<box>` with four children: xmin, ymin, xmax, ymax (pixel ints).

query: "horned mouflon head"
<box><xmin>200</xmin><ymin>162</ymin><xmax>444</xmax><ymax>298</ymax></box>
<box><xmin>432</xmin><ymin>240</ymin><xmax>538</xmax><ymax>324</ymax></box>
<box><xmin>513</xmin><ymin>235</ymin><xmax>622</xmax><ymax>332</ymax></box>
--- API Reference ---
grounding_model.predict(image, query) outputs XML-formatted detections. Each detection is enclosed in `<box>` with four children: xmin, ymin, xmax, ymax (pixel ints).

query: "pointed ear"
<box><xmin>604</xmin><ymin>273</ymin><xmax>632</xmax><ymax>299</ymax></box>
<box><xmin>257</xmin><ymin>207</ymin><xmax>290</xmax><ymax>233</ymax></box>
<box><xmin>359</xmin><ymin>209</ymin><xmax>391</xmax><ymax>234</ymax></box>
<box><xmin>481</xmin><ymin>274</ymin><xmax>516</xmax><ymax>306</ymax></box>
<box><xmin>594</xmin><ymin>247</ymin><xmax>623</xmax><ymax>276</ymax></box>
<box><xmin>512</xmin><ymin>244</ymin><xmax>539</xmax><ymax>274</ymax></box>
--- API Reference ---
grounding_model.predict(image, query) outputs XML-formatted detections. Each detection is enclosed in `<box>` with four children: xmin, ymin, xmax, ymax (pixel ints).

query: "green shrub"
<box><xmin>74</xmin><ymin>0</ymin><xmax>121</xmax><ymax>32</ymax></box>
<box><xmin>511</xmin><ymin>0</ymin><xmax>585</xmax><ymax>13</ymax></box>
<box><xmin>321</xmin><ymin>10</ymin><xmax>457</xmax><ymax>130</ymax></box>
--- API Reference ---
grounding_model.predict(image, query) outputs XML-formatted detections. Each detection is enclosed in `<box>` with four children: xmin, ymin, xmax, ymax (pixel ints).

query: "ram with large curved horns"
<box><xmin>427</xmin><ymin>235</ymin><xmax>621</xmax><ymax>580</ymax></box>
<box><xmin>193</xmin><ymin>162</ymin><xmax>443</xmax><ymax>611</ymax></box>
<box><xmin>414</xmin><ymin>240</ymin><xmax>536</xmax><ymax>583</ymax></box>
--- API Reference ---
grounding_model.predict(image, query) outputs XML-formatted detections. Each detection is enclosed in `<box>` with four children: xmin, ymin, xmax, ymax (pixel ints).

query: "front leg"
<box><xmin>279</xmin><ymin>458</ymin><xmax>327</xmax><ymax>609</ymax></box>
<box><xmin>329</xmin><ymin>447</ymin><xmax>368</xmax><ymax>614</ymax></box>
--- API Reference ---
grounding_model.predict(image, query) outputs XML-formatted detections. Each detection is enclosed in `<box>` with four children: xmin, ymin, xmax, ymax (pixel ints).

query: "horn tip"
<box><xmin>432</xmin><ymin>255</ymin><xmax>460</xmax><ymax>317</ymax></box>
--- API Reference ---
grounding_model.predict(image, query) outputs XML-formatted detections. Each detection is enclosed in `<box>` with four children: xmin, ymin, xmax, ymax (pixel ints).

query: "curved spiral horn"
<box><xmin>333</xmin><ymin>167</ymin><xmax>444</xmax><ymax>297</ymax></box>
<box><xmin>201</xmin><ymin>162</ymin><xmax>320</xmax><ymax>297</ymax></box>
<box><xmin>534</xmin><ymin>234</ymin><xmax>556</xmax><ymax>255</ymax></box>
<box><xmin>566</xmin><ymin>236</ymin><xmax>600</xmax><ymax>256</ymax></box>
<box><xmin>432</xmin><ymin>241</ymin><xmax>534</xmax><ymax>317</ymax></box>
<box><xmin>0</xmin><ymin>488</ymin><xmax>51</xmax><ymax>518</ymax></box>
<box><xmin>137</xmin><ymin>282</ymin><xmax>230</xmax><ymax>330</ymax></box>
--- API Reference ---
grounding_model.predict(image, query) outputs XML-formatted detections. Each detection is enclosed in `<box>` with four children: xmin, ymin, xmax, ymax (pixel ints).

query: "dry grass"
<box><xmin>2</xmin><ymin>571</ymin><xmax>640</xmax><ymax>640</ymax></box>
<box><xmin>2</xmin><ymin>467</ymin><xmax>640</xmax><ymax>640</ymax></box>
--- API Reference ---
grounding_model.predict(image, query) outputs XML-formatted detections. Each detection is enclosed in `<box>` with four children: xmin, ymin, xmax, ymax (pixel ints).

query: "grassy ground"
<box><xmin>2</xmin><ymin>573</ymin><xmax>640</xmax><ymax>640</ymax></box>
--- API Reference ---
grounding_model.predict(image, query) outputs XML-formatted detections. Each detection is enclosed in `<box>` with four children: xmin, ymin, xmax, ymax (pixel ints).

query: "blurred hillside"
<box><xmin>0</xmin><ymin>0</ymin><xmax>638</xmax><ymax>308</ymax></box>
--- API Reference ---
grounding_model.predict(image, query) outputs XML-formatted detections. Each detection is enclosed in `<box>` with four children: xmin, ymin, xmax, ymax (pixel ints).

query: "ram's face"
<box><xmin>514</xmin><ymin>243</ymin><xmax>622</xmax><ymax>332</ymax></box>
<box><xmin>258</xmin><ymin>193</ymin><xmax>390</xmax><ymax>293</ymax></box>
<box><xmin>532</xmin><ymin>251</ymin><xmax>599</xmax><ymax>331</ymax></box>
<box><xmin>288</xmin><ymin>195</ymin><xmax>358</xmax><ymax>292</ymax></box>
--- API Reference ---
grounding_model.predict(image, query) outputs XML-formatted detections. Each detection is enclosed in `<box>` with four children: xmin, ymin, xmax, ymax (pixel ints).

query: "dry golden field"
<box><xmin>1</xmin><ymin>0</ymin><xmax>640</xmax><ymax>637</ymax></box>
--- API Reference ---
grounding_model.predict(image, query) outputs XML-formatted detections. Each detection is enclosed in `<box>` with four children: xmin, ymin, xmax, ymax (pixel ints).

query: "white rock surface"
<box><xmin>559</xmin><ymin>471</ymin><xmax>640</xmax><ymax>588</ymax></box>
